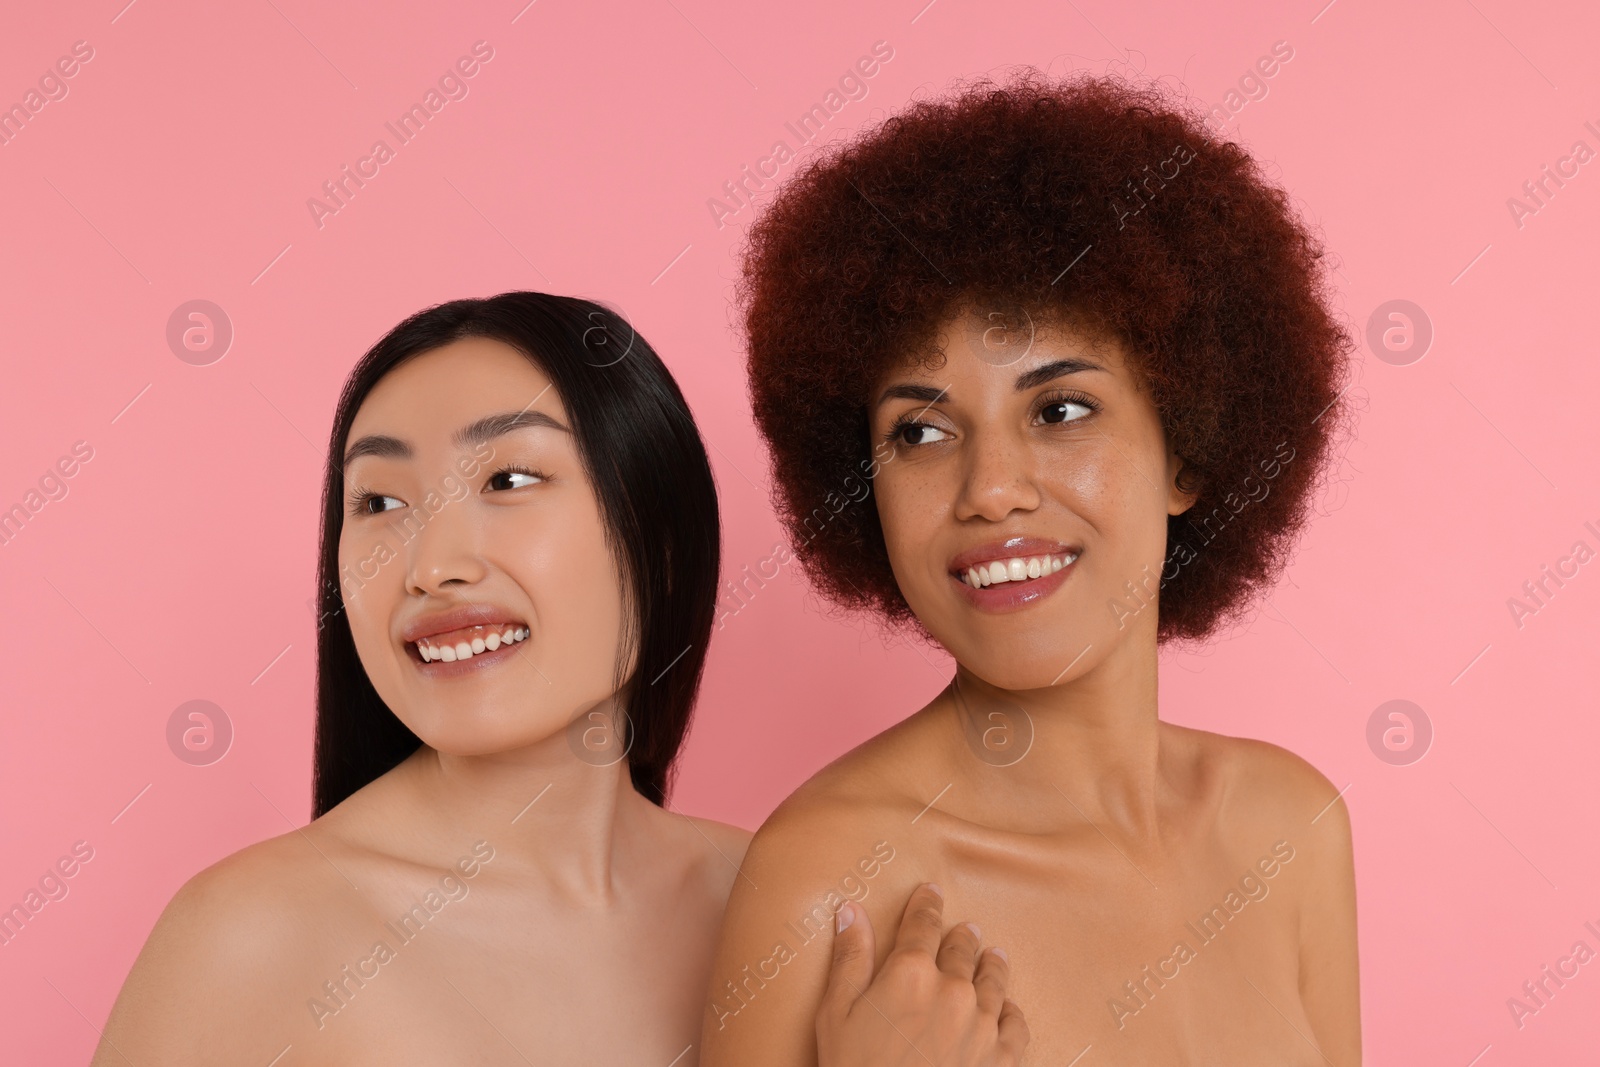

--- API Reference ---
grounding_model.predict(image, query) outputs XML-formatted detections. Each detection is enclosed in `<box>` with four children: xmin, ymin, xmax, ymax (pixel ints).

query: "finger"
<box><xmin>997</xmin><ymin>997</ymin><xmax>1031</xmax><ymax>1059</ymax></box>
<box><xmin>890</xmin><ymin>883</ymin><xmax>947</xmax><ymax>961</ymax></box>
<box><xmin>934</xmin><ymin>921</ymin><xmax>982</xmax><ymax>982</ymax></box>
<box><xmin>819</xmin><ymin>899</ymin><xmax>877</xmax><ymax>1027</ymax></box>
<box><xmin>973</xmin><ymin>946</ymin><xmax>1011</xmax><ymax>1015</ymax></box>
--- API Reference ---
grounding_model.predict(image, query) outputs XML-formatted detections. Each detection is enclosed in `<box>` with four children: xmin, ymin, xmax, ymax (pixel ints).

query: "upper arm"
<box><xmin>92</xmin><ymin>846</ymin><xmax>324</xmax><ymax>1066</ymax></box>
<box><xmin>1297</xmin><ymin>784</ymin><xmax>1360</xmax><ymax>1064</ymax></box>
<box><xmin>699</xmin><ymin>807</ymin><xmax>909</xmax><ymax>1067</ymax></box>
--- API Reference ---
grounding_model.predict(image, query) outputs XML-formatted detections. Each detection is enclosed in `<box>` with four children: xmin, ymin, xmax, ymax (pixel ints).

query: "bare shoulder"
<box><xmin>700</xmin><ymin>733</ymin><xmax>929</xmax><ymax>1066</ymax></box>
<box><xmin>93</xmin><ymin>829</ymin><xmax>367</xmax><ymax>1065</ymax></box>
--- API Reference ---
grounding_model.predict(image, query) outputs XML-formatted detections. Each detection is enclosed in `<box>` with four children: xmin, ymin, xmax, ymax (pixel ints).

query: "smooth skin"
<box><xmin>702</xmin><ymin>309</ymin><xmax>1360</xmax><ymax>1066</ymax></box>
<box><xmin>93</xmin><ymin>339</ymin><xmax>751</xmax><ymax>1066</ymax></box>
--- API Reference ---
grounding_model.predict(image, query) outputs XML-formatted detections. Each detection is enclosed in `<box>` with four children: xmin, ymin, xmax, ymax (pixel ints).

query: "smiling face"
<box><xmin>868</xmin><ymin>307</ymin><xmax>1198</xmax><ymax>690</ymax></box>
<box><xmin>337</xmin><ymin>336</ymin><xmax>632</xmax><ymax>757</ymax></box>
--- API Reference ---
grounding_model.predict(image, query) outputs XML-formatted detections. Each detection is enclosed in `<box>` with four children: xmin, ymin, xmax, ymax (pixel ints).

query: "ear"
<box><xmin>1166</xmin><ymin>446</ymin><xmax>1200</xmax><ymax>516</ymax></box>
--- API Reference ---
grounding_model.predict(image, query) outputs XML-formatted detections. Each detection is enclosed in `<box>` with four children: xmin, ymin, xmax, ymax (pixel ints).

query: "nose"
<box><xmin>953</xmin><ymin>425</ymin><xmax>1042</xmax><ymax>523</ymax></box>
<box><xmin>402</xmin><ymin>491</ymin><xmax>489</xmax><ymax>596</ymax></box>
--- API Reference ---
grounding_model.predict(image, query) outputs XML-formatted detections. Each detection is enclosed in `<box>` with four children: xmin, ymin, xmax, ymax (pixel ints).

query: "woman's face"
<box><xmin>868</xmin><ymin>308</ymin><xmax>1197</xmax><ymax>690</ymax></box>
<box><xmin>338</xmin><ymin>336</ymin><xmax>630</xmax><ymax>756</ymax></box>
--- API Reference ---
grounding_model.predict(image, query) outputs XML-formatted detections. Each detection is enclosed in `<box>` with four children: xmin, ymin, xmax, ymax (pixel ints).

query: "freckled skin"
<box><xmin>702</xmin><ymin>311</ymin><xmax>1360</xmax><ymax>1066</ymax></box>
<box><xmin>92</xmin><ymin>339</ymin><xmax>750</xmax><ymax>1067</ymax></box>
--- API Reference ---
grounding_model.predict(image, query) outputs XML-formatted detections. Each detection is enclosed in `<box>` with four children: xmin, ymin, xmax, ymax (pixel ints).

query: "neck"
<box><xmin>395</xmin><ymin>700</ymin><xmax>651</xmax><ymax>905</ymax></box>
<box><xmin>940</xmin><ymin>618</ymin><xmax>1166</xmax><ymax>838</ymax></box>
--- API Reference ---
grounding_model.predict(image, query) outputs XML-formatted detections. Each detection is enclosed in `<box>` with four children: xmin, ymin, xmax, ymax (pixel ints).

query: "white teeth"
<box><xmin>960</xmin><ymin>553</ymin><xmax>1078</xmax><ymax>589</ymax></box>
<box><xmin>415</xmin><ymin>625</ymin><xmax>526</xmax><ymax>663</ymax></box>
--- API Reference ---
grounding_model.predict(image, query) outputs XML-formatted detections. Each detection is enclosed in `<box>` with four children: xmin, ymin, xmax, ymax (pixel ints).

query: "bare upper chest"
<box><xmin>872</xmin><ymin>824</ymin><xmax>1316</xmax><ymax>1065</ymax></box>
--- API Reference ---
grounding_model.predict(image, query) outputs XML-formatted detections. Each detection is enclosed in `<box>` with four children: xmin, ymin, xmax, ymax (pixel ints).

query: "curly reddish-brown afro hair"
<box><xmin>738</xmin><ymin>70</ymin><xmax>1356</xmax><ymax>645</ymax></box>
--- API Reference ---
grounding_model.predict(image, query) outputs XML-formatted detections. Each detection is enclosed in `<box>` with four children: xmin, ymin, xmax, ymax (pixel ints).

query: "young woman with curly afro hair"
<box><xmin>702</xmin><ymin>70</ymin><xmax>1361</xmax><ymax>1066</ymax></box>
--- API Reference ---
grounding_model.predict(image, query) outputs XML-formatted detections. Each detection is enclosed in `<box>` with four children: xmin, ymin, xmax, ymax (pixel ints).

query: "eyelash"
<box><xmin>346</xmin><ymin>463</ymin><xmax>551</xmax><ymax>517</ymax></box>
<box><xmin>881</xmin><ymin>389</ymin><xmax>1102</xmax><ymax>446</ymax></box>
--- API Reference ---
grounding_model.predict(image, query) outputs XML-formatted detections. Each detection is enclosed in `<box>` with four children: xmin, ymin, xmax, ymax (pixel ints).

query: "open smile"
<box><xmin>948</xmin><ymin>540</ymin><xmax>1081</xmax><ymax>614</ymax></box>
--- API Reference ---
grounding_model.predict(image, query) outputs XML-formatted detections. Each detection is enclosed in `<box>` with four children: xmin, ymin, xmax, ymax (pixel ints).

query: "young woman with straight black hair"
<box><xmin>93</xmin><ymin>291</ymin><xmax>1026</xmax><ymax>1066</ymax></box>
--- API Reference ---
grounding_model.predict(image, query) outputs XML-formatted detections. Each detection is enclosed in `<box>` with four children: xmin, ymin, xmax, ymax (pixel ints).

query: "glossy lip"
<box><xmin>399</xmin><ymin>603</ymin><xmax>530</xmax><ymax>680</ymax></box>
<box><xmin>948</xmin><ymin>536</ymin><xmax>1082</xmax><ymax>615</ymax></box>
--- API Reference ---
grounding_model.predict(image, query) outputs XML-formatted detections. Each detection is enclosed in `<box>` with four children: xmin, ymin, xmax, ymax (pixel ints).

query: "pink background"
<box><xmin>2</xmin><ymin>0</ymin><xmax>1597</xmax><ymax>1061</ymax></box>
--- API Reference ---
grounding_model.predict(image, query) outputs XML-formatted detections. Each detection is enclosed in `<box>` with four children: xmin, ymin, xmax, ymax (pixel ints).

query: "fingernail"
<box><xmin>991</xmin><ymin>947</ymin><xmax>1008</xmax><ymax>961</ymax></box>
<box><xmin>836</xmin><ymin>902</ymin><xmax>855</xmax><ymax>932</ymax></box>
<box><xmin>964</xmin><ymin>922</ymin><xmax>982</xmax><ymax>939</ymax></box>
<box><xmin>925</xmin><ymin>882</ymin><xmax>943</xmax><ymax>897</ymax></box>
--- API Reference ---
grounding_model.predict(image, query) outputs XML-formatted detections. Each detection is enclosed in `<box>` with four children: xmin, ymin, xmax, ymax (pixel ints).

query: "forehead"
<box><xmin>876</xmin><ymin>305</ymin><xmax>1134</xmax><ymax>389</ymax></box>
<box><xmin>351</xmin><ymin>336</ymin><xmax>563</xmax><ymax>434</ymax></box>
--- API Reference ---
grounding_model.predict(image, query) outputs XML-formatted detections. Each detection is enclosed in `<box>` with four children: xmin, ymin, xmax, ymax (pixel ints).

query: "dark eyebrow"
<box><xmin>1013</xmin><ymin>357</ymin><xmax>1108</xmax><ymax>391</ymax></box>
<box><xmin>342</xmin><ymin>409</ymin><xmax>570</xmax><ymax>471</ymax></box>
<box><xmin>874</xmin><ymin>357</ymin><xmax>1107</xmax><ymax>409</ymax></box>
<box><xmin>874</xmin><ymin>383</ymin><xmax>948</xmax><ymax>408</ymax></box>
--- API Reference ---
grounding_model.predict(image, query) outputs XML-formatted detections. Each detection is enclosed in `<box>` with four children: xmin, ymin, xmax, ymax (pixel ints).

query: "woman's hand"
<box><xmin>817</xmin><ymin>883</ymin><xmax>1029</xmax><ymax>1066</ymax></box>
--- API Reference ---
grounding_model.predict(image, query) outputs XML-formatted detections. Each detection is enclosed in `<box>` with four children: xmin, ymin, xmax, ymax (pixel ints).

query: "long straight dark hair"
<box><xmin>310</xmin><ymin>292</ymin><xmax>721</xmax><ymax>817</ymax></box>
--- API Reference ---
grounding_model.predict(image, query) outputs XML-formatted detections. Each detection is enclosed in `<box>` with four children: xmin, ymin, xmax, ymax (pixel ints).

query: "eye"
<box><xmin>486</xmin><ymin>465</ymin><xmax>548</xmax><ymax>491</ymax></box>
<box><xmin>347</xmin><ymin>486</ymin><xmax>402</xmax><ymax>517</ymax></box>
<box><xmin>1036</xmin><ymin>391</ymin><xmax>1099</xmax><ymax>425</ymax></box>
<box><xmin>883</xmin><ymin>419</ymin><xmax>952</xmax><ymax>448</ymax></box>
